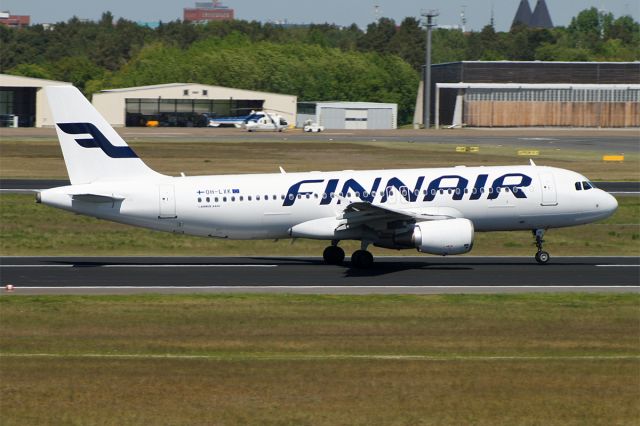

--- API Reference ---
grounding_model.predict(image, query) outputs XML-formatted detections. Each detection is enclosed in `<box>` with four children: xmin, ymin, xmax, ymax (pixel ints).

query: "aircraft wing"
<box><xmin>338</xmin><ymin>201</ymin><xmax>460</xmax><ymax>228</ymax></box>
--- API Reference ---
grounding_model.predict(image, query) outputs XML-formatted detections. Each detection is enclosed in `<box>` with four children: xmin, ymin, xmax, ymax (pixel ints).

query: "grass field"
<box><xmin>1</xmin><ymin>294</ymin><xmax>638</xmax><ymax>425</ymax></box>
<box><xmin>1</xmin><ymin>193</ymin><xmax>637</xmax><ymax>256</ymax></box>
<box><xmin>1</xmin><ymin>139</ymin><xmax>639</xmax><ymax>181</ymax></box>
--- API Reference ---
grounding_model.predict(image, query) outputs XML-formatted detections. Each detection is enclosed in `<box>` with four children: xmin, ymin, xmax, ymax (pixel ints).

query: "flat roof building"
<box><xmin>415</xmin><ymin>61</ymin><xmax>640</xmax><ymax>128</ymax></box>
<box><xmin>0</xmin><ymin>12</ymin><xmax>30</xmax><ymax>29</ymax></box>
<box><xmin>297</xmin><ymin>102</ymin><xmax>397</xmax><ymax>130</ymax></box>
<box><xmin>184</xmin><ymin>1</ymin><xmax>234</xmax><ymax>23</ymax></box>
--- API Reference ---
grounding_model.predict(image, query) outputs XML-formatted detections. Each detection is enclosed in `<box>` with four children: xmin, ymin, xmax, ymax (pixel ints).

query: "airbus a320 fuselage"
<box><xmin>37</xmin><ymin>86</ymin><xmax>618</xmax><ymax>268</ymax></box>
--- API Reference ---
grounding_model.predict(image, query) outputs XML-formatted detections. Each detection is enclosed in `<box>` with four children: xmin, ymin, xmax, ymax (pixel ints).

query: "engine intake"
<box><xmin>413</xmin><ymin>218</ymin><xmax>474</xmax><ymax>255</ymax></box>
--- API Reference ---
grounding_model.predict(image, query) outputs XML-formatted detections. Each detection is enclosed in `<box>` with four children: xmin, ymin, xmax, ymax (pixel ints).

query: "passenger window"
<box><xmin>289</xmin><ymin>194</ymin><xmax>294</xmax><ymax>200</ymax></box>
<box><xmin>575</xmin><ymin>182</ymin><xmax>582</xmax><ymax>191</ymax></box>
<box><xmin>231</xmin><ymin>196</ymin><xmax>235</xmax><ymax>202</ymax></box>
<box><xmin>223</xmin><ymin>197</ymin><xmax>227</xmax><ymax>202</ymax></box>
<box><xmin>256</xmin><ymin>195</ymin><xmax>260</xmax><ymax>200</ymax></box>
<box><xmin>198</xmin><ymin>197</ymin><xmax>202</xmax><ymax>203</ymax></box>
<box><xmin>314</xmin><ymin>193</ymin><xmax>319</xmax><ymax>199</ymax></box>
<box><xmin>306</xmin><ymin>194</ymin><xmax>310</xmax><ymax>199</ymax></box>
<box><xmin>248</xmin><ymin>196</ymin><xmax>252</xmax><ymax>201</ymax></box>
<box><xmin>274</xmin><ymin>195</ymin><xmax>278</xmax><ymax>200</ymax></box>
<box><xmin>215</xmin><ymin>197</ymin><xmax>219</xmax><ymax>202</ymax></box>
<box><xmin>206</xmin><ymin>197</ymin><xmax>210</xmax><ymax>202</ymax></box>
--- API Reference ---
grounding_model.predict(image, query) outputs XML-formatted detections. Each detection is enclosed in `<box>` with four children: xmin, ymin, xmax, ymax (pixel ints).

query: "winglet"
<box><xmin>279</xmin><ymin>166</ymin><xmax>286</xmax><ymax>174</ymax></box>
<box><xmin>529</xmin><ymin>159</ymin><xmax>537</xmax><ymax>166</ymax></box>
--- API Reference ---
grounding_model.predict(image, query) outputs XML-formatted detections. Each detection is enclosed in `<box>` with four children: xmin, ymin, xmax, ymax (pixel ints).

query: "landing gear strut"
<box><xmin>323</xmin><ymin>240</ymin><xmax>345</xmax><ymax>265</ymax></box>
<box><xmin>533</xmin><ymin>229</ymin><xmax>550</xmax><ymax>264</ymax></box>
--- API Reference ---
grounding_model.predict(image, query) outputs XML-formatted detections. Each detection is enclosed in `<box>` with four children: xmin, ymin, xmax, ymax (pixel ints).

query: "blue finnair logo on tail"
<box><xmin>57</xmin><ymin>122</ymin><xmax>138</xmax><ymax>159</ymax></box>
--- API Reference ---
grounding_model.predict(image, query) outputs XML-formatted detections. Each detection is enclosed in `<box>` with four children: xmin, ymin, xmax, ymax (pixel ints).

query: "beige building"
<box><xmin>92</xmin><ymin>83</ymin><xmax>297</xmax><ymax>127</ymax></box>
<box><xmin>0</xmin><ymin>74</ymin><xmax>72</xmax><ymax>127</ymax></box>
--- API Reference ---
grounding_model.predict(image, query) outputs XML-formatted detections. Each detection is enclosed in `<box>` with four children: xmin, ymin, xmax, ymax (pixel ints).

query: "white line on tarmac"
<box><xmin>0</xmin><ymin>264</ymin><xmax>277</xmax><ymax>268</ymax></box>
<box><xmin>595</xmin><ymin>265</ymin><xmax>640</xmax><ymax>268</ymax></box>
<box><xmin>0</xmin><ymin>353</ymin><xmax>637</xmax><ymax>361</ymax></box>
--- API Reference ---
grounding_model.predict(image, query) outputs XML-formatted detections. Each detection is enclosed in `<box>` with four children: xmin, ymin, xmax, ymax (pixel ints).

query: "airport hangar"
<box><xmin>0</xmin><ymin>74</ymin><xmax>72</xmax><ymax>127</ymax></box>
<box><xmin>92</xmin><ymin>83</ymin><xmax>298</xmax><ymax>127</ymax></box>
<box><xmin>414</xmin><ymin>61</ymin><xmax>640</xmax><ymax>128</ymax></box>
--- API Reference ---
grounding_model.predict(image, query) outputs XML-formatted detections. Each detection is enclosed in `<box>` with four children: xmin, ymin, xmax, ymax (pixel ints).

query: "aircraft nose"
<box><xmin>598</xmin><ymin>191</ymin><xmax>618</xmax><ymax>218</ymax></box>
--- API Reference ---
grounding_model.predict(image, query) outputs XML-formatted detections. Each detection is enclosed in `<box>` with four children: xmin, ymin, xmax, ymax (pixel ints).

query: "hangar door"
<box><xmin>319</xmin><ymin>107</ymin><xmax>346</xmax><ymax>129</ymax></box>
<box><xmin>368</xmin><ymin>108</ymin><xmax>393</xmax><ymax>129</ymax></box>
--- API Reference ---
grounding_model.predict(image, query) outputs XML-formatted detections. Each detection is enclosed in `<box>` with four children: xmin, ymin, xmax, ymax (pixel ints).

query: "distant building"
<box><xmin>0</xmin><ymin>74</ymin><xmax>72</xmax><ymax>127</ymax></box>
<box><xmin>184</xmin><ymin>1</ymin><xmax>234</xmax><ymax>23</ymax></box>
<box><xmin>415</xmin><ymin>61</ymin><xmax>640</xmax><ymax>128</ymax></box>
<box><xmin>511</xmin><ymin>0</ymin><xmax>553</xmax><ymax>29</ymax></box>
<box><xmin>297</xmin><ymin>102</ymin><xmax>397</xmax><ymax>130</ymax></box>
<box><xmin>511</xmin><ymin>0</ymin><xmax>532</xmax><ymax>28</ymax></box>
<box><xmin>0</xmin><ymin>11</ymin><xmax>30</xmax><ymax>29</ymax></box>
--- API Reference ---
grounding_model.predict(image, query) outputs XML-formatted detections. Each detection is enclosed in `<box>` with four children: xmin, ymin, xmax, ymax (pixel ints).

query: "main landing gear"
<box><xmin>533</xmin><ymin>229</ymin><xmax>550</xmax><ymax>265</ymax></box>
<box><xmin>322</xmin><ymin>241</ymin><xmax>374</xmax><ymax>268</ymax></box>
<box><xmin>323</xmin><ymin>241</ymin><xmax>345</xmax><ymax>265</ymax></box>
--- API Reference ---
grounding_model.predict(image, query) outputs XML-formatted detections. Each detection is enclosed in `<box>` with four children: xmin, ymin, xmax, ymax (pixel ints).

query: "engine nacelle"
<box><xmin>413</xmin><ymin>218</ymin><xmax>474</xmax><ymax>255</ymax></box>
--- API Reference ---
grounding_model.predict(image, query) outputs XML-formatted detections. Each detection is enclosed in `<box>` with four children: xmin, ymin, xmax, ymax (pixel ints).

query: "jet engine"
<box><xmin>412</xmin><ymin>218</ymin><xmax>474</xmax><ymax>255</ymax></box>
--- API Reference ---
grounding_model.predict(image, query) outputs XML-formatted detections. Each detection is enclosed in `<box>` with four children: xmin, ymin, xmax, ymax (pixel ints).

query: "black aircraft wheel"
<box><xmin>535</xmin><ymin>251</ymin><xmax>550</xmax><ymax>264</ymax></box>
<box><xmin>351</xmin><ymin>250</ymin><xmax>374</xmax><ymax>269</ymax></box>
<box><xmin>323</xmin><ymin>245</ymin><xmax>345</xmax><ymax>265</ymax></box>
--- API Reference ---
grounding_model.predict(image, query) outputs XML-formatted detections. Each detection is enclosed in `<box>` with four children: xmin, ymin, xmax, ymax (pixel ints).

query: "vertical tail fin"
<box><xmin>45</xmin><ymin>86</ymin><xmax>164</xmax><ymax>185</ymax></box>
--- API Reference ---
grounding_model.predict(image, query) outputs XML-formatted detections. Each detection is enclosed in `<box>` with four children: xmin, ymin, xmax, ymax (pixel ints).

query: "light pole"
<box><xmin>421</xmin><ymin>10</ymin><xmax>438</xmax><ymax>129</ymax></box>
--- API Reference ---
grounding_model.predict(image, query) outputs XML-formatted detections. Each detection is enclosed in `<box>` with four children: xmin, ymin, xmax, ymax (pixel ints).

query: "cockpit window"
<box><xmin>582</xmin><ymin>181</ymin><xmax>593</xmax><ymax>190</ymax></box>
<box><xmin>575</xmin><ymin>182</ymin><xmax>582</xmax><ymax>191</ymax></box>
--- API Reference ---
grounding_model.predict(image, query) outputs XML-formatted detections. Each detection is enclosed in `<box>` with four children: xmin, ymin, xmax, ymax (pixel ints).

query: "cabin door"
<box><xmin>539</xmin><ymin>174</ymin><xmax>558</xmax><ymax>206</ymax></box>
<box><xmin>159</xmin><ymin>184</ymin><xmax>177</xmax><ymax>218</ymax></box>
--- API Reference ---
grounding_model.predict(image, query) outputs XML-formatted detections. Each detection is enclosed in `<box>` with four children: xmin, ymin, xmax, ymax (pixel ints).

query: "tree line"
<box><xmin>1</xmin><ymin>8</ymin><xmax>637</xmax><ymax>124</ymax></box>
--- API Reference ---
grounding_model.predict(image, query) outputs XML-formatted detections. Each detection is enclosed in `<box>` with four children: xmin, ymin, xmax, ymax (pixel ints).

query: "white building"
<box><xmin>0</xmin><ymin>74</ymin><xmax>72</xmax><ymax>127</ymax></box>
<box><xmin>297</xmin><ymin>101</ymin><xmax>397</xmax><ymax>130</ymax></box>
<box><xmin>92</xmin><ymin>83</ymin><xmax>297</xmax><ymax>127</ymax></box>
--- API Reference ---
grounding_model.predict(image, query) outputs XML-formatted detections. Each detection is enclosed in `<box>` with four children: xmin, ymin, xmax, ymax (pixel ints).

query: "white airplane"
<box><xmin>37</xmin><ymin>87</ymin><xmax>618</xmax><ymax>268</ymax></box>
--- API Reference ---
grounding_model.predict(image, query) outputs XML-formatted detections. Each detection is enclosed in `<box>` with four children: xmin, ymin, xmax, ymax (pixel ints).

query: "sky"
<box><xmin>1</xmin><ymin>0</ymin><xmax>638</xmax><ymax>32</ymax></box>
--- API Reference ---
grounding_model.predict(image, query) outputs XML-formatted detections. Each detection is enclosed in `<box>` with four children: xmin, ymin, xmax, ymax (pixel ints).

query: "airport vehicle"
<box><xmin>243</xmin><ymin>111</ymin><xmax>288</xmax><ymax>132</ymax></box>
<box><xmin>303</xmin><ymin>120</ymin><xmax>324</xmax><ymax>133</ymax></box>
<box><xmin>37</xmin><ymin>87</ymin><xmax>618</xmax><ymax>268</ymax></box>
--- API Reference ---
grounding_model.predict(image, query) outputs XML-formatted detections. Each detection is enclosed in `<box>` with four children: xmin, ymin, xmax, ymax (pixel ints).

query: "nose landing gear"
<box><xmin>533</xmin><ymin>229</ymin><xmax>550</xmax><ymax>264</ymax></box>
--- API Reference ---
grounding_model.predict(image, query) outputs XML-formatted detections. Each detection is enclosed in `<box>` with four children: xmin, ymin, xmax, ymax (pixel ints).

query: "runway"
<box><xmin>1</xmin><ymin>179</ymin><xmax>638</xmax><ymax>194</ymax></box>
<box><xmin>1</xmin><ymin>256</ymin><xmax>638</xmax><ymax>295</ymax></box>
